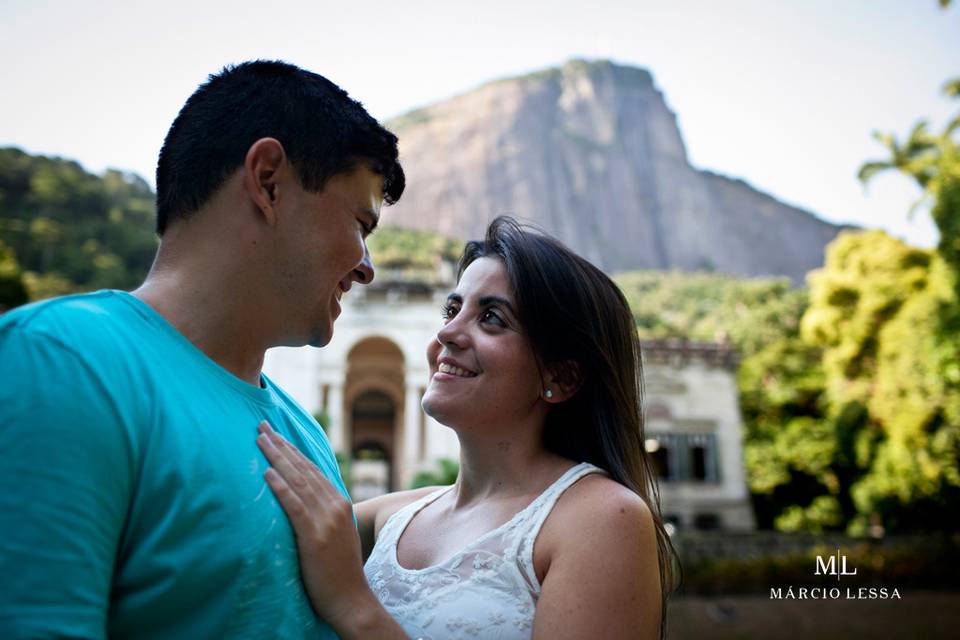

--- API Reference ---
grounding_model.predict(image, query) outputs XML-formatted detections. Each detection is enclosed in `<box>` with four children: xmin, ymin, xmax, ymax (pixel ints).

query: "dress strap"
<box><xmin>513</xmin><ymin>462</ymin><xmax>606</xmax><ymax>594</ymax></box>
<box><xmin>374</xmin><ymin>486</ymin><xmax>452</xmax><ymax>555</ymax></box>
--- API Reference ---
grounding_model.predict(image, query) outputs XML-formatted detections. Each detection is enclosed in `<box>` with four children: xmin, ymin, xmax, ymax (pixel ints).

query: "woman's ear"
<box><xmin>542</xmin><ymin>360</ymin><xmax>582</xmax><ymax>403</ymax></box>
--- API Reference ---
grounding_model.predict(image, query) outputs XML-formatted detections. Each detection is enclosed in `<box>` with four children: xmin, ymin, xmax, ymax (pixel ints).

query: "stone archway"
<box><xmin>350</xmin><ymin>389</ymin><xmax>396</xmax><ymax>499</ymax></box>
<box><xmin>344</xmin><ymin>337</ymin><xmax>405</xmax><ymax>494</ymax></box>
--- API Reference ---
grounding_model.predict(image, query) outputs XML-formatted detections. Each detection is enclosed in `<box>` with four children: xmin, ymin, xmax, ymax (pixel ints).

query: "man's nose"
<box><xmin>353</xmin><ymin>244</ymin><xmax>375</xmax><ymax>285</ymax></box>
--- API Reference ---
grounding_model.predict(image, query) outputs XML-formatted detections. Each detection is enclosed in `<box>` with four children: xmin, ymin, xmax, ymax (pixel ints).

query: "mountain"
<box><xmin>381</xmin><ymin>59</ymin><xmax>844</xmax><ymax>282</ymax></box>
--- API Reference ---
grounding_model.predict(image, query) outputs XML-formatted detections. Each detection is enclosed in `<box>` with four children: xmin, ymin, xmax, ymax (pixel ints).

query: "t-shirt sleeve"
<box><xmin>0</xmin><ymin>325</ymin><xmax>137</xmax><ymax>638</ymax></box>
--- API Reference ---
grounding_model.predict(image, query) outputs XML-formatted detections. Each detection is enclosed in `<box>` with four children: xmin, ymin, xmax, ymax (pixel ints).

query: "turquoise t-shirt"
<box><xmin>0</xmin><ymin>290</ymin><xmax>347</xmax><ymax>639</ymax></box>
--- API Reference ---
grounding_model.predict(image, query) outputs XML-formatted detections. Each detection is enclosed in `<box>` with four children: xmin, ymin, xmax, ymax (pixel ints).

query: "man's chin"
<box><xmin>307</xmin><ymin>325</ymin><xmax>333</xmax><ymax>348</ymax></box>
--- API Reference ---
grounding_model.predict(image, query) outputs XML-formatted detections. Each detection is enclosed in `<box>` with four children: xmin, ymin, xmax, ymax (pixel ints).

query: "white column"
<box><xmin>327</xmin><ymin>383</ymin><xmax>345</xmax><ymax>454</ymax></box>
<box><xmin>403</xmin><ymin>383</ymin><xmax>422</xmax><ymax>487</ymax></box>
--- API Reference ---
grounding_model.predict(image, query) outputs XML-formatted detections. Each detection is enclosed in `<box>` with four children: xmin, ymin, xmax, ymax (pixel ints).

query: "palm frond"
<box><xmin>908</xmin><ymin>120</ymin><xmax>930</xmax><ymax>139</ymax></box>
<box><xmin>858</xmin><ymin>161</ymin><xmax>892</xmax><ymax>184</ymax></box>
<box><xmin>906</xmin><ymin>193</ymin><xmax>934</xmax><ymax>221</ymax></box>
<box><xmin>898</xmin><ymin>121</ymin><xmax>937</xmax><ymax>163</ymax></box>
<box><xmin>871</xmin><ymin>130</ymin><xmax>894</xmax><ymax>147</ymax></box>
<box><xmin>944</xmin><ymin>115</ymin><xmax>960</xmax><ymax>139</ymax></box>
<box><xmin>943</xmin><ymin>77</ymin><xmax>960</xmax><ymax>98</ymax></box>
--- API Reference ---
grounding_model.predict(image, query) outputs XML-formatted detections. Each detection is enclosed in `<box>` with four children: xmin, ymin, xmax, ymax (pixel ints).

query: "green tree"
<box><xmin>410</xmin><ymin>458</ymin><xmax>459</xmax><ymax>489</ymax></box>
<box><xmin>738</xmin><ymin>335</ymin><xmax>846</xmax><ymax>532</ymax></box>
<box><xmin>0</xmin><ymin>147</ymin><xmax>157</xmax><ymax>304</ymax></box>
<box><xmin>802</xmin><ymin>231</ymin><xmax>960</xmax><ymax>534</ymax></box>
<box><xmin>860</xmin><ymin>76</ymin><xmax>960</xmax><ymax>277</ymax></box>
<box><xmin>614</xmin><ymin>271</ymin><xmax>849</xmax><ymax>531</ymax></box>
<box><xmin>851</xmin><ymin>34</ymin><xmax>960</xmax><ymax>532</ymax></box>
<box><xmin>0</xmin><ymin>238</ymin><xmax>28</xmax><ymax>311</ymax></box>
<box><xmin>367</xmin><ymin>227</ymin><xmax>462</xmax><ymax>269</ymax></box>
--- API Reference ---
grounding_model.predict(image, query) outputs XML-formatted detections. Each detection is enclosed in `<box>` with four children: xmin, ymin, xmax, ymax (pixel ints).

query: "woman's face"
<box><xmin>422</xmin><ymin>257</ymin><xmax>545</xmax><ymax>430</ymax></box>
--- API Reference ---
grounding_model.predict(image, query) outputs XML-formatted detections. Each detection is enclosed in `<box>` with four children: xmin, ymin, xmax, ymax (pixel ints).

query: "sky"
<box><xmin>2</xmin><ymin>0</ymin><xmax>958</xmax><ymax>248</ymax></box>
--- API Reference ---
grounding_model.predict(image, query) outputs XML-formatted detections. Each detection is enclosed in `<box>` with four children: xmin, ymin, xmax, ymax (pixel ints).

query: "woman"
<box><xmin>256</xmin><ymin>216</ymin><xmax>676</xmax><ymax>639</ymax></box>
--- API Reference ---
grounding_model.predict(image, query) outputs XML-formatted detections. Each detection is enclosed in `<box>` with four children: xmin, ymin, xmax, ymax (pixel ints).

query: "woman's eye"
<box><xmin>481</xmin><ymin>309</ymin><xmax>506</xmax><ymax>327</ymax></box>
<box><xmin>440</xmin><ymin>304</ymin><xmax>458</xmax><ymax>321</ymax></box>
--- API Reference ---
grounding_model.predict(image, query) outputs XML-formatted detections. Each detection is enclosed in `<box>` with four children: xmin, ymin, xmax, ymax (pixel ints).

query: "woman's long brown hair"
<box><xmin>460</xmin><ymin>216</ymin><xmax>678</xmax><ymax>637</ymax></box>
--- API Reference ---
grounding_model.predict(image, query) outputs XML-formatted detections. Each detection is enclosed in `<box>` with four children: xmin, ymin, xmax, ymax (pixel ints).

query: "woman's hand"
<box><xmin>256</xmin><ymin>421</ymin><xmax>398</xmax><ymax>636</ymax></box>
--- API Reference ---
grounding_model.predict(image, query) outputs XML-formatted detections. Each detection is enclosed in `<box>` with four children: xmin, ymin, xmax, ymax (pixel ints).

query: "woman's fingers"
<box><xmin>257</xmin><ymin>431</ymin><xmax>311</xmax><ymax>494</ymax></box>
<box><xmin>259</xmin><ymin>421</ymin><xmax>340</xmax><ymax>499</ymax></box>
<box><xmin>263</xmin><ymin>467</ymin><xmax>311</xmax><ymax>526</ymax></box>
<box><xmin>255</xmin><ymin>422</ymin><xmax>372</xmax><ymax>632</ymax></box>
<box><xmin>256</xmin><ymin>422</ymin><xmax>350</xmax><ymax>531</ymax></box>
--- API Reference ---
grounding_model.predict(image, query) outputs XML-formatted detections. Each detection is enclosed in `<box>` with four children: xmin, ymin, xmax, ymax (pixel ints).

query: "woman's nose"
<box><xmin>436</xmin><ymin>315</ymin><xmax>467</xmax><ymax>350</ymax></box>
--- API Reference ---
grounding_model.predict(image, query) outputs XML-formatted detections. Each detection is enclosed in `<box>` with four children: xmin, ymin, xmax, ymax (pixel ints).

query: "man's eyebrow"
<box><xmin>358</xmin><ymin>206</ymin><xmax>380</xmax><ymax>233</ymax></box>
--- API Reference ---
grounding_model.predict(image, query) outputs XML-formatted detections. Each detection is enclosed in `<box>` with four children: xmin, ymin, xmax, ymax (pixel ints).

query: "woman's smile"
<box><xmin>435</xmin><ymin>356</ymin><xmax>480</xmax><ymax>380</ymax></box>
<box><xmin>436</xmin><ymin>363</ymin><xmax>478</xmax><ymax>378</ymax></box>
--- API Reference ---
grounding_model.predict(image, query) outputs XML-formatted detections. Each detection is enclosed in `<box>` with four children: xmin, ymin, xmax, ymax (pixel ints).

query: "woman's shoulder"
<box><xmin>554</xmin><ymin>472</ymin><xmax>654</xmax><ymax>530</ymax></box>
<box><xmin>532</xmin><ymin>473</ymin><xmax>663</xmax><ymax>638</ymax></box>
<box><xmin>534</xmin><ymin>473</ymin><xmax>656</xmax><ymax>579</ymax></box>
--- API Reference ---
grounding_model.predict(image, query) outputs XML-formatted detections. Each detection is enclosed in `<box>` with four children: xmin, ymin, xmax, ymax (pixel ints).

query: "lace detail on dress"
<box><xmin>363</xmin><ymin>463</ymin><xmax>604</xmax><ymax>640</ymax></box>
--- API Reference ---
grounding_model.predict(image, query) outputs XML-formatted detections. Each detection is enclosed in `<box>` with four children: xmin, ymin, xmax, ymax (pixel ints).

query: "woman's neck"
<box><xmin>449</xmin><ymin>426</ymin><xmax>572</xmax><ymax>508</ymax></box>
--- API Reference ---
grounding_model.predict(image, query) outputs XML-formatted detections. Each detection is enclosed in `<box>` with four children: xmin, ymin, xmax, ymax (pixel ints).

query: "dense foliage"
<box><xmin>366</xmin><ymin>225</ymin><xmax>463</xmax><ymax>285</ymax></box>
<box><xmin>0</xmin><ymin>147</ymin><xmax>157</xmax><ymax>305</ymax></box>
<box><xmin>614</xmin><ymin>271</ymin><xmax>837</xmax><ymax>531</ymax></box>
<box><xmin>410</xmin><ymin>458</ymin><xmax>460</xmax><ymax>489</ymax></box>
<box><xmin>803</xmin><ymin>232</ymin><xmax>960</xmax><ymax>534</ymax></box>
<box><xmin>367</xmin><ymin>226</ymin><xmax>462</xmax><ymax>269</ymax></box>
<box><xmin>836</xmin><ymin>69</ymin><xmax>960</xmax><ymax>534</ymax></box>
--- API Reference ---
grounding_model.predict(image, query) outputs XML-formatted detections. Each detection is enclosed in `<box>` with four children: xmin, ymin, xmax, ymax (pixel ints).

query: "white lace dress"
<box><xmin>363</xmin><ymin>462</ymin><xmax>603</xmax><ymax>640</ymax></box>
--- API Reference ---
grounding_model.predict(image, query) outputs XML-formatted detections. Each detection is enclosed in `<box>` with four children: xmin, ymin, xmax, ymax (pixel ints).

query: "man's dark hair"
<box><xmin>155</xmin><ymin>60</ymin><xmax>405</xmax><ymax>234</ymax></box>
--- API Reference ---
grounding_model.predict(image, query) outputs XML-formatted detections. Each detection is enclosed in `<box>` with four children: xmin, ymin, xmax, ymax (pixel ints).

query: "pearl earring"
<box><xmin>545</xmin><ymin>389</ymin><xmax>554</xmax><ymax>399</ymax></box>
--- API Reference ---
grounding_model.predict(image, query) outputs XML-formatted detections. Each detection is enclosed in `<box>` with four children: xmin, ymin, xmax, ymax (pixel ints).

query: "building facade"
<box><xmin>641</xmin><ymin>341</ymin><xmax>756</xmax><ymax>531</ymax></box>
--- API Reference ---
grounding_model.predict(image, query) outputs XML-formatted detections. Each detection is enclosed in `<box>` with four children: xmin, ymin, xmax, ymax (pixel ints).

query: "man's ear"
<box><xmin>243</xmin><ymin>137</ymin><xmax>287</xmax><ymax>226</ymax></box>
<box><xmin>542</xmin><ymin>360</ymin><xmax>582</xmax><ymax>404</ymax></box>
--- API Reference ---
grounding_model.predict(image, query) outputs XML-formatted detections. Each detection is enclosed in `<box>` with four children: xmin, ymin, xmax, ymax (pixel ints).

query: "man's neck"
<box><xmin>134</xmin><ymin>264</ymin><xmax>269</xmax><ymax>387</ymax></box>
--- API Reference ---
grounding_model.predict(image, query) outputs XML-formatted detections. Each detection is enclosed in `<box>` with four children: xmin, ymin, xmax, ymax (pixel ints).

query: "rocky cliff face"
<box><xmin>382</xmin><ymin>59</ymin><xmax>842</xmax><ymax>282</ymax></box>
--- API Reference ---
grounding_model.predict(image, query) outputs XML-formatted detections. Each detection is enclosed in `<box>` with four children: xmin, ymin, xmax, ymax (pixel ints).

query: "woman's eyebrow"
<box><xmin>446</xmin><ymin>293</ymin><xmax>516</xmax><ymax>317</ymax></box>
<box><xmin>479</xmin><ymin>295</ymin><xmax>516</xmax><ymax>316</ymax></box>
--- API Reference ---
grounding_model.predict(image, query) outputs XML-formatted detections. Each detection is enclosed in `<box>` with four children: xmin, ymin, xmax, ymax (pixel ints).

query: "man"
<box><xmin>0</xmin><ymin>60</ymin><xmax>404</xmax><ymax>638</ymax></box>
